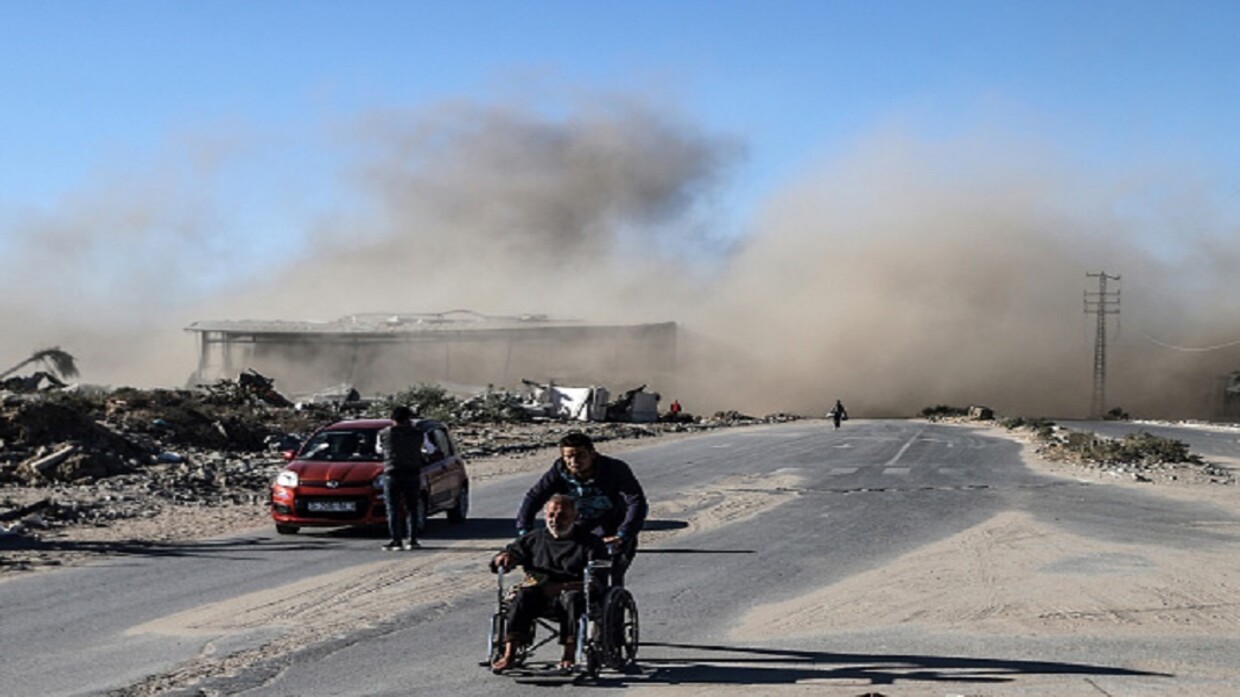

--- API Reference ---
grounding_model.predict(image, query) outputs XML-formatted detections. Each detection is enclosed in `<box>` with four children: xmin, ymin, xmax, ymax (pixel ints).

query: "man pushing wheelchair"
<box><xmin>515</xmin><ymin>432</ymin><xmax>648</xmax><ymax>586</ymax></box>
<box><xmin>488</xmin><ymin>433</ymin><xmax>646</xmax><ymax>676</ymax></box>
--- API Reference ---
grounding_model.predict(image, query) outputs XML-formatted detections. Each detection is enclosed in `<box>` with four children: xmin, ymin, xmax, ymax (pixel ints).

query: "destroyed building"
<box><xmin>185</xmin><ymin>311</ymin><xmax>678</xmax><ymax>398</ymax></box>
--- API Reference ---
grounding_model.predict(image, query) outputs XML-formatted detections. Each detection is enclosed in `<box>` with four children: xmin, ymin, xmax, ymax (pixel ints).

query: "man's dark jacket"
<box><xmin>379</xmin><ymin>422</ymin><xmax>425</xmax><ymax>477</ymax></box>
<box><xmin>516</xmin><ymin>455</ymin><xmax>648</xmax><ymax>539</ymax></box>
<box><xmin>501</xmin><ymin>526</ymin><xmax>609</xmax><ymax>585</ymax></box>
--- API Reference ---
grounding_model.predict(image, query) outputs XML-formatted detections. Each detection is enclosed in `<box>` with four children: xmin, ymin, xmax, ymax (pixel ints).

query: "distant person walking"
<box><xmin>828</xmin><ymin>400</ymin><xmax>848</xmax><ymax>429</ymax></box>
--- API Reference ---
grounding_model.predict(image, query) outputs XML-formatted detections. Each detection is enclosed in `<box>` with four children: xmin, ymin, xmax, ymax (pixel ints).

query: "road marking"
<box><xmin>884</xmin><ymin>424</ymin><xmax>927</xmax><ymax>467</ymax></box>
<box><xmin>883</xmin><ymin>467</ymin><xmax>910</xmax><ymax>475</ymax></box>
<box><xmin>829</xmin><ymin>467</ymin><xmax>858</xmax><ymax>474</ymax></box>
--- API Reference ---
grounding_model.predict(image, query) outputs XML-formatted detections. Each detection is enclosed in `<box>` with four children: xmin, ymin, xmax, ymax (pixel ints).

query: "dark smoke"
<box><xmin>205</xmin><ymin>100</ymin><xmax>739</xmax><ymax>324</ymax></box>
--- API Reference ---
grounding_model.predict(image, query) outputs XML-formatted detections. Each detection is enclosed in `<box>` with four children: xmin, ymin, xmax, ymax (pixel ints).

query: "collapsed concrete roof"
<box><xmin>185</xmin><ymin>310</ymin><xmax>592</xmax><ymax>337</ymax></box>
<box><xmin>184</xmin><ymin>310</ymin><xmax>678</xmax><ymax>397</ymax></box>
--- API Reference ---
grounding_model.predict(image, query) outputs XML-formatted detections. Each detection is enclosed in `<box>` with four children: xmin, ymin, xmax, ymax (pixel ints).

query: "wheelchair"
<box><xmin>485</xmin><ymin>558</ymin><xmax>639</xmax><ymax>679</ymax></box>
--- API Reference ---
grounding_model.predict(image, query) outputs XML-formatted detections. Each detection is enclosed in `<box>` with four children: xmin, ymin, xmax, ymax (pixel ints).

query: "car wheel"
<box><xmin>275</xmin><ymin>524</ymin><xmax>300</xmax><ymax>535</ymax></box>
<box><xmin>447</xmin><ymin>484</ymin><xmax>469</xmax><ymax>523</ymax></box>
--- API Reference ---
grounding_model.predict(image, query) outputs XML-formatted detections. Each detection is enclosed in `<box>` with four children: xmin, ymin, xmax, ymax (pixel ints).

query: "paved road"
<box><xmin>3</xmin><ymin>419</ymin><xmax>1238</xmax><ymax>696</ymax></box>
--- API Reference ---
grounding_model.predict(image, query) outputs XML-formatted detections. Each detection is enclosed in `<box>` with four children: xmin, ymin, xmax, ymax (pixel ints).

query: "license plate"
<box><xmin>308</xmin><ymin>501</ymin><xmax>356</xmax><ymax>513</ymax></box>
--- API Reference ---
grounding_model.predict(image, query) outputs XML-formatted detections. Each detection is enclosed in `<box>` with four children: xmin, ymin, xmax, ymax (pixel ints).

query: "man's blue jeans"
<box><xmin>384</xmin><ymin>472</ymin><xmax>421</xmax><ymax>543</ymax></box>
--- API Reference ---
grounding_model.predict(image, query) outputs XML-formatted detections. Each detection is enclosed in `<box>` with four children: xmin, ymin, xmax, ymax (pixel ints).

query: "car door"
<box><xmin>423</xmin><ymin>426</ymin><xmax>452</xmax><ymax>508</ymax></box>
<box><xmin>436</xmin><ymin>428</ymin><xmax>463</xmax><ymax>495</ymax></box>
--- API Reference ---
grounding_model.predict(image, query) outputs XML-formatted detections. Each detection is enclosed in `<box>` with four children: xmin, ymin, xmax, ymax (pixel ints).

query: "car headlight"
<box><xmin>275</xmin><ymin>470</ymin><xmax>299</xmax><ymax>487</ymax></box>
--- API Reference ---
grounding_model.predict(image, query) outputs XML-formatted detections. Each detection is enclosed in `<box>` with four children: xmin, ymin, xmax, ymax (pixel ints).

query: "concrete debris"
<box><xmin>453</xmin><ymin>389</ymin><xmax>532</xmax><ymax>423</ymax></box>
<box><xmin>520</xmin><ymin>380</ymin><xmax>608</xmax><ymax>421</ymax></box>
<box><xmin>604</xmin><ymin>384</ymin><xmax>660</xmax><ymax>423</ymax></box>
<box><xmin>0</xmin><ymin>497</ymin><xmax>51</xmax><ymax>522</ymax></box>
<box><xmin>967</xmin><ymin>405</ymin><xmax>994</xmax><ymax>420</ymax></box>
<box><xmin>0</xmin><ymin>347</ymin><xmax>79</xmax><ymax>392</ymax></box>
<box><xmin>517</xmin><ymin>380</ymin><xmax>663</xmax><ymax>423</ymax></box>
<box><xmin>1</xmin><ymin>371</ymin><xmax>70</xmax><ymax>393</ymax></box>
<box><xmin>203</xmin><ymin>369</ymin><xmax>295</xmax><ymax>408</ymax></box>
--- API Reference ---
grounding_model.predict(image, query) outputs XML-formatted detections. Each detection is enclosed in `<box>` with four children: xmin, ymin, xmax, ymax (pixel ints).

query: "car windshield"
<box><xmin>299</xmin><ymin>429</ymin><xmax>380</xmax><ymax>462</ymax></box>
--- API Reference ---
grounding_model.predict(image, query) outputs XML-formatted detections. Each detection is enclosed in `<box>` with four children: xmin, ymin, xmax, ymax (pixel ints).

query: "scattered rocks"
<box><xmin>1020</xmin><ymin>424</ymin><xmax>1237</xmax><ymax>486</ymax></box>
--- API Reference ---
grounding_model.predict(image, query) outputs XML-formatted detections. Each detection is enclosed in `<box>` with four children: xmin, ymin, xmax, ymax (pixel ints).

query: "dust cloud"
<box><xmin>209</xmin><ymin>98</ymin><xmax>736</xmax><ymax>323</ymax></box>
<box><xmin>694</xmin><ymin>132</ymin><xmax>1240</xmax><ymax>419</ymax></box>
<box><xmin>3</xmin><ymin>98</ymin><xmax>1239</xmax><ymax>419</ymax></box>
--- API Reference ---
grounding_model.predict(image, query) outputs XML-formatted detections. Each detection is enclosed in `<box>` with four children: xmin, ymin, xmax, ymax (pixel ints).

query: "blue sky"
<box><xmin>3</xmin><ymin>0</ymin><xmax>1239</xmax><ymax>286</ymax></box>
<box><xmin>4</xmin><ymin>0</ymin><xmax>1240</xmax><ymax>409</ymax></box>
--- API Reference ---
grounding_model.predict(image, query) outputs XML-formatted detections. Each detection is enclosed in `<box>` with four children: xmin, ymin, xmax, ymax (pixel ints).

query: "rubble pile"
<box><xmin>449</xmin><ymin>389</ymin><xmax>532</xmax><ymax>423</ymax></box>
<box><xmin>703</xmin><ymin>410</ymin><xmax>800</xmax><ymax>425</ymax></box>
<box><xmin>2</xmin><ymin>388</ymin><xmax>319</xmax><ymax>481</ymax></box>
<box><xmin>3</xmin><ymin>452</ymin><xmax>279</xmax><ymax>528</ymax></box>
<box><xmin>0</xmin><ymin>381</ymin><xmax>324</xmax><ymax>535</ymax></box>
<box><xmin>1</xmin><ymin>372</ymin><xmax>802</xmax><ymax>548</ymax></box>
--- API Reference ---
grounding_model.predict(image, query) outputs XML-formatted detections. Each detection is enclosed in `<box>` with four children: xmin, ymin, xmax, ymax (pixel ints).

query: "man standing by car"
<box><xmin>490</xmin><ymin>495</ymin><xmax>608</xmax><ymax>673</ymax></box>
<box><xmin>378</xmin><ymin>406</ymin><xmax>426</xmax><ymax>551</ymax></box>
<box><xmin>516</xmin><ymin>432</ymin><xmax>647</xmax><ymax>585</ymax></box>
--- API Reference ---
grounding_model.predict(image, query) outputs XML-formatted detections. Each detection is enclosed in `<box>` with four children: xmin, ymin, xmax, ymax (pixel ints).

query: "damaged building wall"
<box><xmin>185</xmin><ymin>314</ymin><xmax>677</xmax><ymax>398</ymax></box>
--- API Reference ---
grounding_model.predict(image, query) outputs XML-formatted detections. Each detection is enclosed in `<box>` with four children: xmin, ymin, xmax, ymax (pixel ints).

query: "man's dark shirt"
<box><xmin>379</xmin><ymin>422</ymin><xmax>425</xmax><ymax>476</ymax></box>
<box><xmin>516</xmin><ymin>455</ymin><xmax>647</xmax><ymax>540</ymax></box>
<box><xmin>502</xmin><ymin>526</ymin><xmax>608</xmax><ymax>586</ymax></box>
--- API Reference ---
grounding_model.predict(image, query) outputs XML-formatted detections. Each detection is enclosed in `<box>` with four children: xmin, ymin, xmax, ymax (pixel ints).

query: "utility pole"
<box><xmin>1084</xmin><ymin>271</ymin><xmax>1121</xmax><ymax>419</ymax></box>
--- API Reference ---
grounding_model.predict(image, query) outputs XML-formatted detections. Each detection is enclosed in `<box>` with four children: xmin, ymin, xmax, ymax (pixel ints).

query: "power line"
<box><xmin>1139</xmin><ymin>333</ymin><xmax>1240</xmax><ymax>352</ymax></box>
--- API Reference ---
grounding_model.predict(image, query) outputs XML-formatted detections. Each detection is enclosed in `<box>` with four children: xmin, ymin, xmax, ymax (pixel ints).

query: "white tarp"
<box><xmin>549</xmin><ymin>385</ymin><xmax>610</xmax><ymax>421</ymax></box>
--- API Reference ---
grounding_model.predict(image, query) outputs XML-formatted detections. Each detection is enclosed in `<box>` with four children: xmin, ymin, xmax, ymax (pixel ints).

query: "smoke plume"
<box><xmin>696</xmin><ymin>130</ymin><xmax>1240</xmax><ymax>418</ymax></box>
<box><xmin>3</xmin><ymin>97</ymin><xmax>1239</xmax><ymax>419</ymax></box>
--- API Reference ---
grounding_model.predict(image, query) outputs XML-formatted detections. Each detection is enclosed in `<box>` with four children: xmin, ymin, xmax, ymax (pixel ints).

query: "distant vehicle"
<box><xmin>269</xmin><ymin>418</ymin><xmax>469</xmax><ymax>535</ymax></box>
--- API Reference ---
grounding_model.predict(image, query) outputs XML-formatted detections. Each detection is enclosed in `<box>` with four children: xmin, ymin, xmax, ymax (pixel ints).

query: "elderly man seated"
<box><xmin>489</xmin><ymin>494</ymin><xmax>608</xmax><ymax>673</ymax></box>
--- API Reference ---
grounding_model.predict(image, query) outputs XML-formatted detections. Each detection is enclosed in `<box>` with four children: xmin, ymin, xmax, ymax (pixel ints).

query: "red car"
<box><xmin>269</xmin><ymin>418</ymin><xmax>469</xmax><ymax>535</ymax></box>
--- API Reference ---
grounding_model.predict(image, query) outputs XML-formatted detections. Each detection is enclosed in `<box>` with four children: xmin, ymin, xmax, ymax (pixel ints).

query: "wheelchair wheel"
<box><xmin>600</xmin><ymin>587</ymin><xmax>639</xmax><ymax>670</ymax></box>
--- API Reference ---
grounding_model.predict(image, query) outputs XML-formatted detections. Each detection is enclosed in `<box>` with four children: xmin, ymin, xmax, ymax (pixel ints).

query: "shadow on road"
<box><xmin>641</xmin><ymin>548</ymin><xmax>754</xmax><ymax>555</ymax></box>
<box><xmin>0</xmin><ymin>517</ymin><xmax>710</xmax><ymax>572</ymax></box>
<box><xmin>0</xmin><ymin>533</ymin><xmax>303</xmax><ymax>569</ymax></box>
<box><xmin>582</xmin><ymin>641</ymin><xmax>1171</xmax><ymax>688</ymax></box>
<box><xmin>643</xmin><ymin>519</ymin><xmax>690</xmax><ymax>532</ymax></box>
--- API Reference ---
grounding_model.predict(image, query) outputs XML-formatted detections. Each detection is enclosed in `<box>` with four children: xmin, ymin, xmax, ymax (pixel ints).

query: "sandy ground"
<box><xmin>7</xmin><ymin>422</ymin><xmax>1240</xmax><ymax>696</ymax></box>
<box><xmin>718</xmin><ymin>424</ymin><xmax>1240</xmax><ymax>696</ymax></box>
